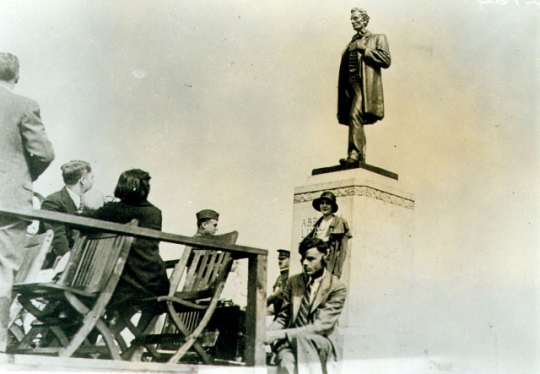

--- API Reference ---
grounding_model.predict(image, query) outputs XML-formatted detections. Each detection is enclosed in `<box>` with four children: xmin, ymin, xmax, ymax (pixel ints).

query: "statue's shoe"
<box><xmin>339</xmin><ymin>157</ymin><xmax>360</xmax><ymax>165</ymax></box>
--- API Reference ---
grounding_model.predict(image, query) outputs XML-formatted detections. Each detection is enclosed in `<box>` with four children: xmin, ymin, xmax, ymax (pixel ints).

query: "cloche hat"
<box><xmin>312</xmin><ymin>191</ymin><xmax>338</xmax><ymax>213</ymax></box>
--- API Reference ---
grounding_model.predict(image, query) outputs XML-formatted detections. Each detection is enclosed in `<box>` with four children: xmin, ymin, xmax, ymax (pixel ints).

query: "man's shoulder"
<box><xmin>44</xmin><ymin>188</ymin><xmax>67</xmax><ymax>200</ymax></box>
<box><xmin>286</xmin><ymin>273</ymin><xmax>305</xmax><ymax>287</ymax></box>
<box><xmin>42</xmin><ymin>188</ymin><xmax>70</xmax><ymax>209</ymax></box>
<box><xmin>327</xmin><ymin>272</ymin><xmax>347</xmax><ymax>292</ymax></box>
<box><xmin>1</xmin><ymin>89</ymin><xmax>38</xmax><ymax>107</ymax></box>
<box><xmin>0</xmin><ymin>89</ymin><xmax>38</xmax><ymax>111</ymax></box>
<box><xmin>288</xmin><ymin>273</ymin><xmax>304</xmax><ymax>281</ymax></box>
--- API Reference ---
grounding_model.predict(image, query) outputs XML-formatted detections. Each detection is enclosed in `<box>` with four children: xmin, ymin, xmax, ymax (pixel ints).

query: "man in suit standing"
<box><xmin>337</xmin><ymin>8</ymin><xmax>391</xmax><ymax>165</ymax></box>
<box><xmin>0</xmin><ymin>52</ymin><xmax>54</xmax><ymax>351</ymax></box>
<box><xmin>41</xmin><ymin>160</ymin><xmax>95</xmax><ymax>268</ymax></box>
<box><xmin>266</xmin><ymin>238</ymin><xmax>347</xmax><ymax>374</ymax></box>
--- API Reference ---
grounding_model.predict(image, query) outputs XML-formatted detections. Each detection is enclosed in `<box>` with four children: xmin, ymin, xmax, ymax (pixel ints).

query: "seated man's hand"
<box><xmin>265</xmin><ymin>329</ymin><xmax>286</xmax><ymax>345</ymax></box>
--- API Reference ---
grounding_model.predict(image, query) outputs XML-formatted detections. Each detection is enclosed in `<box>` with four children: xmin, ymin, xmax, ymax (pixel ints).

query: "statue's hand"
<box><xmin>348</xmin><ymin>40</ymin><xmax>366</xmax><ymax>53</ymax></box>
<box><xmin>355</xmin><ymin>41</ymin><xmax>367</xmax><ymax>53</ymax></box>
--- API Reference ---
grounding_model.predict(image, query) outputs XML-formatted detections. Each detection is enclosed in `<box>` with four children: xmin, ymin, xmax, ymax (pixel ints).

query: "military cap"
<box><xmin>277</xmin><ymin>249</ymin><xmax>290</xmax><ymax>258</ymax></box>
<box><xmin>196</xmin><ymin>209</ymin><xmax>219</xmax><ymax>221</ymax></box>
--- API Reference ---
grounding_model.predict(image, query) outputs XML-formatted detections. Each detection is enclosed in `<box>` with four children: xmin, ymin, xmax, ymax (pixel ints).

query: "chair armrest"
<box><xmin>164</xmin><ymin>259</ymin><xmax>179</xmax><ymax>269</ymax></box>
<box><xmin>156</xmin><ymin>295</ymin><xmax>206</xmax><ymax>310</ymax></box>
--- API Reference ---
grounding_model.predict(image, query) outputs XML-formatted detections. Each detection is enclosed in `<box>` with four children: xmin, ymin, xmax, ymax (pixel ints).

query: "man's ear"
<box><xmin>321</xmin><ymin>252</ymin><xmax>328</xmax><ymax>265</ymax></box>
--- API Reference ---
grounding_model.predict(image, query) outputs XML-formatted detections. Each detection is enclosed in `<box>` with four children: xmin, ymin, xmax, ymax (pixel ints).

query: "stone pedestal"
<box><xmin>290</xmin><ymin>167</ymin><xmax>416</xmax><ymax>359</ymax></box>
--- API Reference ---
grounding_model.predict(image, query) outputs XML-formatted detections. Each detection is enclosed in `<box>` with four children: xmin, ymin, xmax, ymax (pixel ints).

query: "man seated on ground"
<box><xmin>265</xmin><ymin>238</ymin><xmax>347</xmax><ymax>374</ymax></box>
<box><xmin>41</xmin><ymin>160</ymin><xmax>96</xmax><ymax>268</ymax></box>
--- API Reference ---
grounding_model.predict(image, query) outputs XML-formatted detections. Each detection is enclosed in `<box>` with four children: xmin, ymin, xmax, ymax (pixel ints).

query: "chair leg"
<box><xmin>167</xmin><ymin>336</ymin><xmax>213</xmax><ymax>364</ymax></box>
<box><xmin>8</xmin><ymin>324</ymin><xmax>24</xmax><ymax>343</ymax></box>
<box><xmin>94</xmin><ymin>319</ymin><xmax>122</xmax><ymax>360</ymax></box>
<box><xmin>14</xmin><ymin>325</ymin><xmax>43</xmax><ymax>349</ymax></box>
<box><xmin>123</xmin><ymin>313</ymin><xmax>161</xmax><ymax>362</ymax></box>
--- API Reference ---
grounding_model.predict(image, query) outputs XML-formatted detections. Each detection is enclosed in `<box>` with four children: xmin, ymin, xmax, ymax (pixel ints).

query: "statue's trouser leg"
<box><xmin>0</xmin><ymin>218</ymin><xmax>26</xmax><ymax>352</ymax></box>
<box><xmin>348</xmin><ymin>82</ymin><xmax>366</xmax><ymax>162</ymax></box>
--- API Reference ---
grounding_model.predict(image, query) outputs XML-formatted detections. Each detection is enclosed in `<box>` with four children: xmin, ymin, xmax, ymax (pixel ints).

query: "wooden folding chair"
<box><xmin>8</xmin><ymin>220</ymin><xmax>137</xmax><ymax>360</ymax></box>
<box><xmin>8</xmin><ymin>230</ymin><xmax>54</xmax><ymax>344</ymax></box>
<box><xmin>122</xmin><ymin>231</ymin><xmax>238</xmax><ymax>364</ymax></box>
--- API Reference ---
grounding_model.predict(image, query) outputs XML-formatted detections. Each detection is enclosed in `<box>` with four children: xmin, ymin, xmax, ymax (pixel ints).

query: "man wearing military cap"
<box><xmin>195</xmin><ymin>209</ymin><xmax>219</xmax><ymax>236</ymax></box>
<box><xmin>267</xmin><ymin>249</ymin><xmax>290</xmax><ymax>319</ymax></box>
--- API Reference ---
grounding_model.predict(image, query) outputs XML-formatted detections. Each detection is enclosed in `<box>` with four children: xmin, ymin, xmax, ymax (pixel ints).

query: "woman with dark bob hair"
<box><xmin>82</xmin><ymin>169</ymin><xmax>169</xmax><ymax>306</ymax></box>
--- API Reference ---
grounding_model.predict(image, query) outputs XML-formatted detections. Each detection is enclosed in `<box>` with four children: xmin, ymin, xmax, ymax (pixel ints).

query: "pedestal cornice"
<box><xmin>293</xmin><ymin>184</ymin><xmax>415</xmax><ymax>210</ymax></box>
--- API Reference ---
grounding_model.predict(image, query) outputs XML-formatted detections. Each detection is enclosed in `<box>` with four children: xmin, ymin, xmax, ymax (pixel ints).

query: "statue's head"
<box><xmin>350</xmin><ymin>8</ymin><xmax>370</xmax><ymax>32</ymax></box>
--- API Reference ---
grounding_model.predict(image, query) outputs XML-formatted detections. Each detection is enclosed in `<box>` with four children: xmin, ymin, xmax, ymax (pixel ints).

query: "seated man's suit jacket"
<box><xmin>41</xmin><ymin>187</ymin><xmax>78</xmax><ymax>258</ymax></box>
<box><xmin>269</xmin><ymin>270</ymin><xmax>347</xmax><ymax>348</ymax></box>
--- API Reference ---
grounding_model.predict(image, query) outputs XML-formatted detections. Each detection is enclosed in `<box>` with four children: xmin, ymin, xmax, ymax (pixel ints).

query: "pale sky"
<box><xmin>0</xmin><ymin>1</ymin><xmax>538</xmax><ymax>371</ymax></box>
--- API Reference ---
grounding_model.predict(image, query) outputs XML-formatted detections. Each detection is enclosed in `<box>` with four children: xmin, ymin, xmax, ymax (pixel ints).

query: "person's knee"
<box><xmin>276</xmin><ymin>348</ymin><xmax>296</xmax><ymax>371</ymax></box>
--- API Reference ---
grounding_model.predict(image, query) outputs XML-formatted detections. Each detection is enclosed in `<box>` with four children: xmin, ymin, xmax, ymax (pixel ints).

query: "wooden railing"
<box><xmin>0</xmin><ymin>207</ymin><xmax>267</xmax><ymax>367</ymax></box>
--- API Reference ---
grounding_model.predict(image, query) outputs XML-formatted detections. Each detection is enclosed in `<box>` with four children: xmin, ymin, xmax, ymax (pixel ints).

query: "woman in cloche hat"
<box><xmin>301</xmin><ymin>191</ymin><xmax>351</xmax><ymax>278</ymax></box>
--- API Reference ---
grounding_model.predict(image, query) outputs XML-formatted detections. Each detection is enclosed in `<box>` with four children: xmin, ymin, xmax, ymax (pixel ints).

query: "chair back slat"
<box><xmin>171</xmin><ymin>232</ymin><xmax>238</xmax><ymax>297</ymax></box>
<box><xmin>57</xmin><ymin>222</ymin><xmax>138</xmax><ymax>294</ymax></box>
<box><xmin>72</xmin><ymin>239</ymin><xmax>97</xmax><ymax>287</ymax></box>
<box><xmin>183</xmin><ymin>250</ymin><xmax>203</xmax><ymax>291</ymax></box>
<box><xmin>183</xmin><ymin>250</ymin><xmax>231</xmax><ymax>294</ymax></box>
<box><xmin>14</xmin><ymin>230</ymin><xmax>54</xmax><ymax>284</ymax></box>
<box><xmin>72</xmin><ymin>234</ymin><xmax>131</xmax><ymax>293</ymax></box>
<box><xmin>161</xmin><ymin>232</ymin><xmax>237</xmax><ymax>328</ymax></box>
<box><xmin>201</xmin><ymin>251</ymin><xmax>220</xmax><ymax>285</ymax></box>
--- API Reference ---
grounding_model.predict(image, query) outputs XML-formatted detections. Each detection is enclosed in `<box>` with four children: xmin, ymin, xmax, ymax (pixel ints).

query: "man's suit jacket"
<box><xmin>269</xmin><ymin>271</ymin><xmax>347</xmax><ymax>345</ymax></box>
<box><xmin>41</xmin><ymin>187</ymin><xmax>78</xmax><ymax>256</ymax></box>
<box><xmin>0</xmin><ymin>86</ymin><xmax>54</xmax><ymax>214</ymax></box>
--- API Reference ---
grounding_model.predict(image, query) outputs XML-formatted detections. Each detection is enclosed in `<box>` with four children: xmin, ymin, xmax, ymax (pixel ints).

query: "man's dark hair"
<box><xmin>61</xmin><ymin>160</ymin><xmax>92</xmax><ymax>185</ymax></box>
<box><xmin>299</xmin><ymin>237</ymin><xmax>328</xmax><ymax>258</ymax></box>
<box><xmin>114</xmin><ymin>169</ymin><xmax>151</xmax><ymax>204</ymax></box>
<box><xmin>0</xmin><ymin>53</ymin><xmax>19</xmax><ymax>82</ymax></box>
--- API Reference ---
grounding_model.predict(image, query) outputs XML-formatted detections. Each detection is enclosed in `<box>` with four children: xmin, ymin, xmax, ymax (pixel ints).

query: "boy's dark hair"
<box><xmin>114</xmin><ymin>169</ymin><xmax>151</xmax><ymax>204</ymax></box>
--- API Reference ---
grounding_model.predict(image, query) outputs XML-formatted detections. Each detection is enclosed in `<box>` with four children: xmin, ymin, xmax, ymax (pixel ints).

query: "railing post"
<box><xmin>245</xmin><ymin>253</ymin><xmax>267</xmax><ymax>367</ymax></box>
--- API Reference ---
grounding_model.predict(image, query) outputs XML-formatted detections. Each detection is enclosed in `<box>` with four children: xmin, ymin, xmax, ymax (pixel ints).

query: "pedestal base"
<box><xmin>312</xmin><ymin>162</ymin><xmax>398</xmax><ymax>180</ymax></box>
<box><xmin>290</xmin><ymin>167</ymin><xmax>416</xmax><ymax>359</ymax></box>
